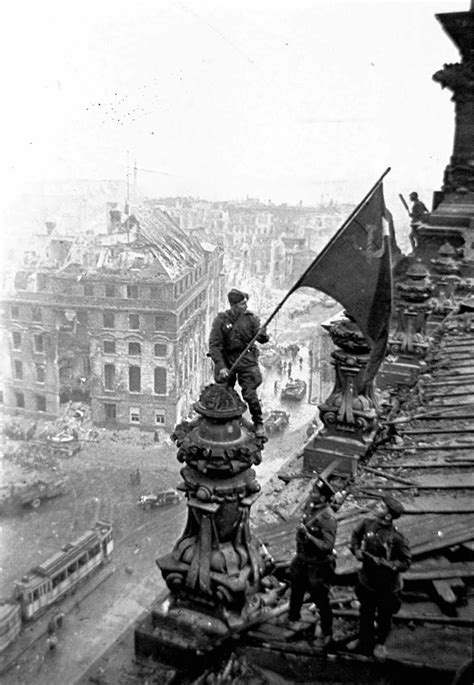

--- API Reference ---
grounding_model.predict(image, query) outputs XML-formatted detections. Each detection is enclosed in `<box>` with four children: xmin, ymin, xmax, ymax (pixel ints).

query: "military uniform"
<box><xmin>410</xmin><ymin>198</ymin><xmax>428</xmax><ymax>222</ymax></box>
<box><xmin>288</xmin><ymin>497</ymin><xmax>337</xmax><ymax>637</ymax></box>
<box><xmin>208</xmin><ymin>307</ymin><xmax>269</xmax><ymax>424</ymax></box>
<box><xmin>350</xmin><ymin>516</ymin><xmax>411</xmax><ymax>654</ymax></box>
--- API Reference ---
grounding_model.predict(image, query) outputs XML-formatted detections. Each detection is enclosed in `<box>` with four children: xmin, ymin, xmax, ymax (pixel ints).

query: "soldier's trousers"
<box><xmin>356</xmin><ymin>583</ymin><xmax>401</xmax><ymax>651</ymax></box>
<box><xmin>225</xmin><ymin>364</ymin><xmax>263</xmax><ymax>424</ymax></box>
<box><xmin>288</xmin><ymin>557</ymin><xmax>334</xmax><ymax>636</ymax></box>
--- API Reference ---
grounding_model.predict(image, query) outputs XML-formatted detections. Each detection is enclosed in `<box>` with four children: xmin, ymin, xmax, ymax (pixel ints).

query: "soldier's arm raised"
<box><xmin>254</xmin><ymin>316</ymin><xmax>270</xmax><ymax>344</ymax></box>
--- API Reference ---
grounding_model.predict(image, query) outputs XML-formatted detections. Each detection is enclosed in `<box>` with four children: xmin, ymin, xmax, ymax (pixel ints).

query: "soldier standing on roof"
<box><xmin>348</xmin><ymin>495</ymin><xmax>411</xmax><ymax>659</ymax></box>
<box><xmin>208</xmin><ymin>288</ymin><xmax>269</xmax><ymax>436</ymax></box>
<box><xmin>409</xmin><ymin>191</ymin><xmax>428</xmax><ymax>223</ymax></box>
<box><xmin>287</xmin><ymin>477</ymin><xmax>337</xmax><ymax>648</ymax></box>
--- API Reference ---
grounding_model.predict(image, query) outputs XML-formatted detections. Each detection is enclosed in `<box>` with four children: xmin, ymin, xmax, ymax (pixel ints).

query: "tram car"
<box><xmin>0</xmin><ymin>521</ymin><xmax>113</xmax><ymax>653</ymax></box>
<box><xmin>0</xmin><ymin>602</ymin><xmax>22</xmax><ymax>653</ymax></box>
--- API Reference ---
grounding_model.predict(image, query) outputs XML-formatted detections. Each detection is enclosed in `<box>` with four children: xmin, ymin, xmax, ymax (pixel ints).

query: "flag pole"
<box><xmin>226</xmin><ymin>167</ymin><xmax>391</xmax><ymax>376</ymax></box>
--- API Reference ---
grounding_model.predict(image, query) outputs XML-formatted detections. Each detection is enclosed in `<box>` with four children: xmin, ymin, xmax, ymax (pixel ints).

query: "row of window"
<box><xmin>104</xmin><ymin>403</ymin><xmax>166</xmax><ymax>425</ymax></box>
<box><xmin>102</xmin><ymin>340</ymin><xmax>167</xmax><ymax>357</ymax></box>
<box><xmin>104</xmin><ymin>402</ymin><xmax>166</xmax><ymax>426</ymax></box>
<box><xmin>9</xmin><ymin>306</ymin><xmax>42</xmax><ymax>322</ymax></box>
<box><xmin>46</xmin><ymin>274</ymin><xmax>204</xmax><ymax>300</ymax></box>
<box><xmin>8</xmin><ymin>303</ymin><xmax>201</xmax><ymax>332</ymax></box>
<box><xmin>12</xmin><ymin>360</ymin><xmax>46</xmax><ymax>383</ymax></box>
<box><xmin>11</xmin><ymin>331</ymin><xmax>44</xmax><ymax>352</ymax></box>
<box><xmin>14</xmin><ymin>391</ymin><xmax>46</xmax><ymax>411</ymax></box>
<box><xmin>104</xmin><ymin>365</ymin><xmax>167</xmax><ymax>395</ymax></box>
<box><xmin>177</xmin><ymin>290</ymin><xmax>207</xmax><ymax>327</ymax></box>
<box><xmin>102</xmin><ymin>312</ymin><xmax>173</xmax><ymax>331</ymax></box>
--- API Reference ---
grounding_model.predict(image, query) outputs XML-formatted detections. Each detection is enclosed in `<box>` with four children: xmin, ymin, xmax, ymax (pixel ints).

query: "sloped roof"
<box><xmin>133</xmin><ymin>205</ymin><xmax>204</xmax><ymax>279</ymax></box>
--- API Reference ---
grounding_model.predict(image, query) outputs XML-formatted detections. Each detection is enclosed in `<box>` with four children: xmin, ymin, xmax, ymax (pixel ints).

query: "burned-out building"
<box><xmin>0</xmin><ymin>201</ymin><xmax>224</xmax><ymax>431</ymax></box>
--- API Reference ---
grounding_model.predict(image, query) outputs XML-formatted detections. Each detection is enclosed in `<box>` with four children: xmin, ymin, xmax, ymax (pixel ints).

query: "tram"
<box><xmin>0</xmin><ymin>521</ymin><xmax>113</xmax><ymax>653</ymax></box>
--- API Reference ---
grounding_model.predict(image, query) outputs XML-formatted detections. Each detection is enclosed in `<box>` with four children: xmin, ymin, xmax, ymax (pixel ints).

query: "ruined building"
<box><xmin>0</xmin><ymin>202</ymin><xmax>224</xmax><ymax>431</ymax></box>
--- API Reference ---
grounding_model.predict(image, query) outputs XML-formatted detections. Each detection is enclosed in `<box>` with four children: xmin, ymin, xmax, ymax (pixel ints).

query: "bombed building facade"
<box><xmin>0</xmin><ymin>202</ymin><xmax>224</xmax><ymax>431</ymax></box>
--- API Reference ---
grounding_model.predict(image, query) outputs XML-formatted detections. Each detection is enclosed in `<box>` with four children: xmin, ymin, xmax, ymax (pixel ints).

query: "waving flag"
<box><xmin>227</xmin><ymin>170</ymin><xmax>393</xmax><ymax>385</ymax></box>
<box><xmin>291</xmin><ymin>182</ymin><xmax>393</xmax><ymax>382</ymax></box>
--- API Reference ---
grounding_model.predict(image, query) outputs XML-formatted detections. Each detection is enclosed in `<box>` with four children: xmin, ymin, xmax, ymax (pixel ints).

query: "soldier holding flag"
<box><xmin>208</xmin><ymin>288</ymin><xmax>269</xmax><ymax>436</ymax></box>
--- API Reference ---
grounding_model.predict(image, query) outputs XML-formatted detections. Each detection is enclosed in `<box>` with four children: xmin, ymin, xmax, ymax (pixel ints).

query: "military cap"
<box><xmin>228</xmin><ymin>288</ymin><xmax>249</xmax><ymax>305</ymax></box>
<box><xmin>383</xmin><ymin>495</ymin><xmax>405</xmax><ymax>519</ymax></box>
<box><xmin>313</xmin><ymin>476</ymin><xmax>336</xmax><ymax>501</ymax></box>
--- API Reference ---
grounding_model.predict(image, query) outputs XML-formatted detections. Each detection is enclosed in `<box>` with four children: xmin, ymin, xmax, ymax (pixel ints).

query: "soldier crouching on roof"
<box><xmin>208</xmin><ymin>288</ymin><xmax>269</xmax><ymax>436</ymax></box>
<box><xmin>287</xmin><ymin>477</ymin><xmax>337</xmax><ymax>648</ymax></box>
<box><xmin>348</xmin><ymin>495</ymin><xmax>411</xmax><ymax>659</ymax></box>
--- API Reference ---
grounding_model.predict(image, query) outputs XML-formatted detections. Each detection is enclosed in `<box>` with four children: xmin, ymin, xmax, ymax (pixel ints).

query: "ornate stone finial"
<box><xmin>194</xmin><ymin>383</ymin><xmax>246</xmax><ymax>418</ymax></box>
<box><xmin>155</xmin><ymin>381</ymin><xmax>275</xmax><ymax>644</ymax></box>
<box><xmin>388</xmin><ymin>260</ymin><xmax>433</xmax><ymax>359</ymax></box>
<box><xmin>318</xmin><ymin>314</ymin><xmax>378</xmax><ymax>439</ymax></box>
<box><xmin>431</xmin><ymin>241</ymin><xmax>461</xmax><ymax>278</ymax></box>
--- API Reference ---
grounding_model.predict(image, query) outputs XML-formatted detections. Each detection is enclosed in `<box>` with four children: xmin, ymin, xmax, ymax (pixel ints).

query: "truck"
<box><xmin>0</xmin><ymin>476</ymin><xmax>68</xmax><ymax>511</ymax></box>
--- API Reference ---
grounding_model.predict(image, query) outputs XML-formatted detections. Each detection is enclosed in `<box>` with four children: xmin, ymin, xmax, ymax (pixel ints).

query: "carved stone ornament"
<box><xmin>157</xmin><ymin>383</ymin><xmax>278</xmax><ymax>630</ymax></box>
<box><xmin>318</xmin><ymin>315</ymin><xmax>378</xmax><ymax>439</ymax></box>
<box><xmin>388</xmin><ymin>260</ymin><xmax>433</xmax><ymax>358</ymax></box>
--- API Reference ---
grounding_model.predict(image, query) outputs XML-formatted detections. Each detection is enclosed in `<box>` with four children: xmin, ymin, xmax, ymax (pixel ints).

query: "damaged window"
<box><xmin>103</xmin><ymin>312</ymin><xmax>115</xmax><ymax>329</ymax></box>
<box><xmin>154</xmin><ymin>367</ymin><xmax>167</xmax><ymax>395</ymax></box>
<box><xmin>104</xmin><ymin>403</ymin><xmax>116</xmax><ymax>420</ymax></box>
<box><xmin>105</xmin><ymin>284</ymin><xmax>115</xmax><ymax>297</ymax></box>
<box><xmin>103</xmin><ymin>340</ymin><xmax>116</xmax><ymax>354</ymax></box>
<box><xmin>154</xmin><ymin>343</ymin><xmax>167</xmax><ymax>357</ymax></box>
<box><xmin>129</xmin><ymin>314</ymin><xmax>140</xmax><ymax>330</ymax></box>
<box><xmin>128</xmin><ymin>342</ymin><xmax>141</xmax><ymax>356</ymax></box>
<box><xmin>34</xmin><ymin>334</ymin><xmax>44</xmax><ymax>353</ymax></box>
<box><xmin>36</xmin><ymin>364</ymin><xmax>45</xmax><ymax>383</ymax></box>
<box><xmin>14</xmin><ymin>360</ymin><xmax>23</xmax><ymax>379</ymax></box>
<box><xmin>154</xmin><ymin>315</ymin><xmax>167</xmax><ymax>331</ymax></box>
<box><xmin>127</xmin><ymin>285</ymin><xmax>139</xmax><ymax>299</ymax></box>
<box><xmin>36</xmin><ymin>395</ymin><xmax>46</xmax><ymax>412</ymax></box>
<box><xmin>104</xmin><ymin>364</ymin><xmax>116</xmax><ymax>391</ymax></box>
<box><xmin>129</xmin><ymin>366</ymin><xmax>141</xmax><ymax>392</ymax></box>
<box><xmin>12</xmin><ymin>331</ymin><xmax>21</xmax><ymax>349</ymax></box>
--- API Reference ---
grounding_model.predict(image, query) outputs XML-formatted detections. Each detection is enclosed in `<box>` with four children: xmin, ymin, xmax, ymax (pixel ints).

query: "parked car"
<box><xmin>138</xmin><ymin>489</ymin><xmax>182</xmax><ymax>510</ymax></box>
<box><xmin>264</xmin><ymin>410</ymin><xmax>290</xmax><ymax>435</ymax></box>
<box><xmin>281</xmin><ymin>379</ymin><xmax>307</xmax><ymax>401</ymax></box>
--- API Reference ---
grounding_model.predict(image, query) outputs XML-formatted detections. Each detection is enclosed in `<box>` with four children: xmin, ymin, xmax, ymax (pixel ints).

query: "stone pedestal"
<box><xmin>303</xmin><ymin>316</ymin><xmax>379</xmax><ymax>477</ymax></box>
<box><xmin>380</xmin><ymin>260</ymin><xmax>433</xmax><ymax>387</ymax></box>
<box><xmin>429</xmin><ymin>242</ymin><xmax>461</xmax><ymax>323</ymax></box>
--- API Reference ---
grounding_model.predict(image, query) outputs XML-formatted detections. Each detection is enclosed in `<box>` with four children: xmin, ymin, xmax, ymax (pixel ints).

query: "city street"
<box><xmin>1</xmin><ymin>355</ymin><xmax>323</xmax><ymax>685</ymax></box>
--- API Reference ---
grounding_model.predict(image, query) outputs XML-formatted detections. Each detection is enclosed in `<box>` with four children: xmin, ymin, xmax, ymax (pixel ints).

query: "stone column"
<box><xmin>415</xmin><ymin>9</ymin><xmax>474</xmax><ymax>269</ymax></box>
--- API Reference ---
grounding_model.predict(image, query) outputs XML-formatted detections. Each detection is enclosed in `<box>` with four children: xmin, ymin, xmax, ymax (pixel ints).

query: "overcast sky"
<box><xmin>1</xmin><ymin>0</ymin><xmax>468</xmax><ymax>218</ymax></box>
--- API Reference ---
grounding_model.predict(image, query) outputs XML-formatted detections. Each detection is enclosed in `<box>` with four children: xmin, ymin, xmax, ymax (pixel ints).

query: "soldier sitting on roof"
<box><xmin>208</xmin><ymin>288</ymin><xmax>269</xmax><ymax>436</ymax></box>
